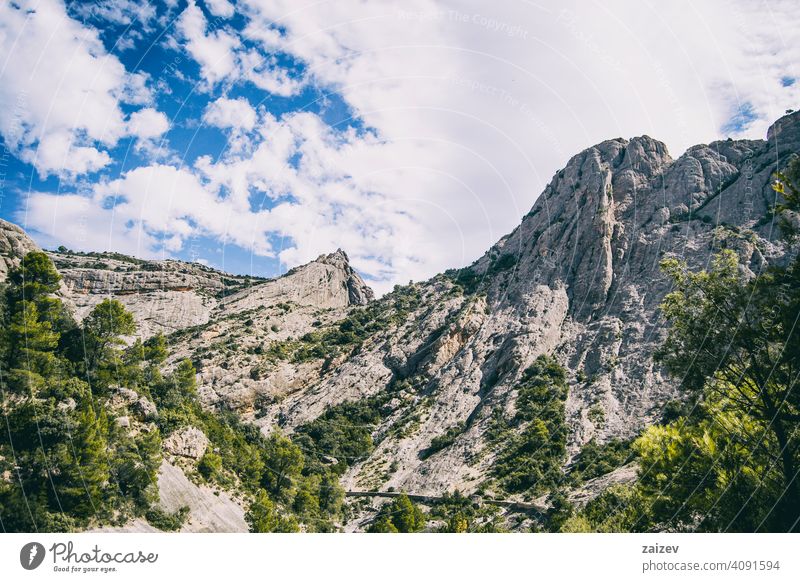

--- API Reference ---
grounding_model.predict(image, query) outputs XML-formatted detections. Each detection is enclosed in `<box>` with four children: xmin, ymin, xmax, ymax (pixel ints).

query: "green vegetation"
<box><xmin>246</xmin><ymin>489</ymin><xmax>299</xmax><ymax>532</ymax></box>
<box><xmin>367</xmin><ymin>493</ymin><xmax>426</xmax><ymax>532</ymax></box>
<box><xmin>587</xmin><ymin>405</ymin><xmax>605</xmax><ymax>427</ymax></box>
<box><xmin>444</xmin><ymin>266</ymin><xmax>482</xmax><ymax>294</ymax></box>
<box><xmin>262</xmin><ymin>285</ymin><xmax>423</xmax><ymax>365</ymax></box>
<box><xmin>145</xmin><ymin>506</ymin><xmax>190</xmax><ymax>531</ymax></box>
<box><xmin>486</xmin><ymin>253</ymin><xmax>518</xmax><ymax>276</ymax></box>
<box><xmin>428</xmin><ymin>491</ymin><xmax>507</xmax><ymax>532</ymax></box>
<box><xmin>567</xmin><ymin>438</ymin><xmax>635</xmax><ymax>485</ymax></box>
<box><xmin>420</xmin><ymin>422</ymin><xmax>465</xmax><ymax>460</ymax></box>
<box><xmin>0</xmin><ymin>252</ymin><xmax>165</xmax><ymax>531</ymax></box>
<box><xmin>488</xmin><ymin>355</ymin><xmax>569</xmax><ymax>497</ymax></box>
<box><xmin>292</xmin><ymin>394</ymin><xmax>393</xmax><ymax>476</ymax></box>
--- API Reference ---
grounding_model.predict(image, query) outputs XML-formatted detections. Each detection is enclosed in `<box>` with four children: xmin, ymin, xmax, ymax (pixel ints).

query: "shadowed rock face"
<box><xmin>3</xmin><ymin>111</ymin><xmax>799</xmax><ymax>530</ymax></box>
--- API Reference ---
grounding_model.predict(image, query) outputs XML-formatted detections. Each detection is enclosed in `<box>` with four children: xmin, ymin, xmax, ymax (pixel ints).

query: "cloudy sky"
<box><xmin>0</xmin><ymin>0</ymin><xmax>798</xmax><ymax>293</ymax></box>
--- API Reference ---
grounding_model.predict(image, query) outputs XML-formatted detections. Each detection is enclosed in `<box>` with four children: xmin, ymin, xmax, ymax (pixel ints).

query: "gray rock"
<box><xmin>0</xmin><ymin>218</ymin><xmax>39</xmax><ymax>282</ymax></box>
<box><xmin>163</xmin><ymin>426</ymin><xmax>209</xmax><ymax>460</ymax></box>
<box><xmin>108</xmin><ymin>386</ymin><xmax>139</xmax><ymax>409</ymax></box>
<box><xmin>155</xmin><ymin>461</ymin><xmax>247</xmax><ymax>532</ymax></box>
<box><xmin>135</xmin><ymin>397</ymin><xmax>158</xmax><ymax>420</ymax></box>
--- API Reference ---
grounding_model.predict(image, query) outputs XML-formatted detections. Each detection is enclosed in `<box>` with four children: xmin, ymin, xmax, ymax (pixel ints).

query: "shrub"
<box><xmin>145</xmin><ymin>506</ymin><xmax>190</xmax><ymax>532</ymax></box>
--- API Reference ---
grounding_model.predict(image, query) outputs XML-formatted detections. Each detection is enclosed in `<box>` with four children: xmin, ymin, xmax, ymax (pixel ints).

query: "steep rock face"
<box><xmin>45</xmin><ymin>247</ymin><xmax>372</xmax><ymax>340</ymax></box>
<box><xmin>159</xmin><ymin>250</ymin><xmax>377</xmax><ymax>412</ymax></box>
<box><xmin>0</xmin><ymin>218</ymin><xmax>40</xmax><ymax>282</ymax></box>
<box><xmin>155</xmin><ymin>461</ymin><xmax>248</xmax><ymax>532</ymax></box>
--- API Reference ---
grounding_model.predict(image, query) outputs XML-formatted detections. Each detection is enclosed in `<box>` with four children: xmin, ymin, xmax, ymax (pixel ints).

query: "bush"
<box><xmin>145</xmin><ymin>506</ymin><xmax>190</xmax><ymax>532</ymax></box>
<box><xmin>420</xmin><ymin>422</ymin><xmax>465</xmax><ymax>459</ymax></box>
<box><xmin>568</xmin><ymin>438</ymin><xmax>635</xmax><ymax>485</ymax></box>
<box><xmin>198</xmin><ymin>451</ymin><xmax>223</xmax><ymax>481</ymax></box>
<box><xmin>367</xmin><ymin>494</ymin><xmax>426</xmax><ymax>533</ymax></box>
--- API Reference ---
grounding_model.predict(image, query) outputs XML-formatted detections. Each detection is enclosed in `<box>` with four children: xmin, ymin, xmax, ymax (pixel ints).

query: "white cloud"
<box><xmin>205</xmin><ymin>0</ymin><xmax>235</xmax><ymax>19</ymax></box>
<box><xmin>24</xmin><ymin>162</ymin><xmax>275</xmax><ymax>258</ymax></box>
<box><xmin>23</xmin><ymin>191</ymin><xmax>164</xmax><ymax>259</ymax></box>
<box><xmin>231</xmin><ymin>0</ymin><xmax>800</xmax><ymax>289</ymax></box>
<box><xmin>36</xmin><ymin>133</ymin><xmax>112</xmax><ymax>176</ymax></box>
<box><xmin>68</xmin><ymin>0</ymin><xmax>159</xmax><ymax>31</ymax></box>
<box><xmin>203</xmin><ymin>97</ymin><xmax>257</xmax><ymax>131</ymax></box>
<box><xmin>128</xmin><ymin>108</ymin><xmax>170</xmax><ymax>140</ymax></box>
<box><xmin>175</xmin><ymin>0</ymin><xmax>302</xmax><ymax>96</ymax></box>
<box><xmin>0</xmin><ymin>0</ymin><xmax>167</xmax><ymax>178</ymax></box>
<box><xmin>176</xmin><ymin>0</ymin><xmax>241</xmax><ymax>87</ymax></box>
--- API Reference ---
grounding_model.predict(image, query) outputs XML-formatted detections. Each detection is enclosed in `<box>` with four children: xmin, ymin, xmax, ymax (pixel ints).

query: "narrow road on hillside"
<box><xmin>345</xmin><ymin>490</ymin><xmax>546</xmax><ymax>514</ymax></box>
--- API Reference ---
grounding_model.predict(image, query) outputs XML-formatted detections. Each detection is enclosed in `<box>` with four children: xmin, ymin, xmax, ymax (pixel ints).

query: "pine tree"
<box><xmin>82</xmin><ymin>299</ymin><xmax>136</xmax><ymax>386</ymax></box>
<box><xmin>59</xmin><ymin>401</ymin><xmax>111</xmax><ymax>518</ymax></box>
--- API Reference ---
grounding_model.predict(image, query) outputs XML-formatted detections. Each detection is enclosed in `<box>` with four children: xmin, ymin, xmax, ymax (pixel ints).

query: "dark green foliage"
<box><xmin>654</xmin><ymin>249</ymin><xmax>800</xmax><ymax>531</ymax></box>
<box><xmin>145</xmin><ymin>506</ymin><xmax>190</xmax><ymax>531</ymax></box>
<box><xmin>658</xmin><ymin>398</ymin><xmax>696</xmax><ymax>425</ymax></box>
<box><xmin>568</xmin><ymin>438</ymin><xmax>636</xmax><ymax>485</ymax></box>
<box><xmin>0</xmin><ymin>254</ymin><xmax>162</xmax><ymax>531</ymax></box>
<box><xmin>6</xmin><ymin>251</ymin><xmax>61</xmax><ymax>303</ymax></box>
<box><xmin>246</xmin><ymin>489</ymin><xmax>299</xmax><ymax>532</ymax></box>
<box><xmin>58</xmin><ymin>401</ymin><xmax>111</xmax><ymax>516</ymax></box>
<box><xmin>81</xmin><ymin>298</ymin><xmax>137</xmax><ymax>388</ymax></box>
<box><xmin>112</xmin><ymin>429</ymin><xmax>162</xmax><ymax>509</ymax></box>
<box><xmin>445</xmin><ymin>267</ymin><xmax>482</xmax><ymax>294</ymax></box>
<box><xmin>489</xmin><ymin>355</ymin><xmax>569</xmax><ymax>497</ymax></box>
<box><xmin>0</xmin><ymin>252</ymin><xmax>346</xmax><ymax>532</ymax></box>
<box><xmin>197</xmin><ymin>451</ymin><xmax>223</xmax><ymax>481</ymax></box>
<box><xmin>292</xmin><ymin>395</ymin><xmax>392</xmax><ymax>476</ymax></box>
<box><xmin>367</xmin><ymin>493</ymin><xmax>426</xmax><ymax>533</ymax></box>
<box><xmin>487</xmin><ymin>253</ymin><xmax>518</xmax><ymax>276</ymax></box>
<box><xmin>428</xmin><ymin>491</ymin><xmax>506</xmax><ymax>532</ymax></box>
<box><xmin>561</xmin><ymin>484</ymin><xmax>646</xmax><ymax>532</ymax></box>
<box><xmin>420</xmin><ymin>422</ymin><xmax>465</xmax><ymax>459</ymax></box>
<box><xmin>261</xmin><ymin>431</ymin><xmax>304</xmax><ymax>500</ymax></box>
<box><xmin>544</xmin><ymin>490</ymin><xmax>575</xmax><ymax>532</ymax></box>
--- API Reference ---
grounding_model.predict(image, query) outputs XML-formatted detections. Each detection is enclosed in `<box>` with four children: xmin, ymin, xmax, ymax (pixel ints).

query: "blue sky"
<box><xmin>1</xmin><ymin>0</ymin><xmax>798</xmax><ymax>293</ymax></box>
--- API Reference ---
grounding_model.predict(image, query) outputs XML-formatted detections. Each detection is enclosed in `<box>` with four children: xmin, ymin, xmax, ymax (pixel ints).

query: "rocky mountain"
<box><xmin>2</xmin><ymin>111</ymin><xmax>797</xmax><ymax>531</ymax></box>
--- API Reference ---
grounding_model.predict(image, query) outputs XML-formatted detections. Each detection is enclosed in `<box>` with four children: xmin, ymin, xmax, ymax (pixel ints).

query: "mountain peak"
<box><xmin>315</xmin><ymin>248</ymin><xmax>350</xmax><ymax>266</ymax></box>
<box><xmin>767</xmin><ymin>109</ymin><xmax>800</xmax><ymax>146</ymax></box>
<box><xmin>308</xmin><ymin>248</ymin><xmax>374</xmax><ymax>305</ymax></box>
<box><xmin>256</xmin><ymin>248</ymin><xmax>374</xmax><ymax>308</ymax></box>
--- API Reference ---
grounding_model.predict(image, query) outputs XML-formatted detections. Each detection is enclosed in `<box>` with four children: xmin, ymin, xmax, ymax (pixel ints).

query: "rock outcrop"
<box><xmin>163</xmin><ymin>426</ymin><xmax>209</xmax><ymax>460</ymax></box>
<box><xmin>0</xmin><ymin>218</ymin><xmax>39</xmax><ymax>282</ymax></box>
